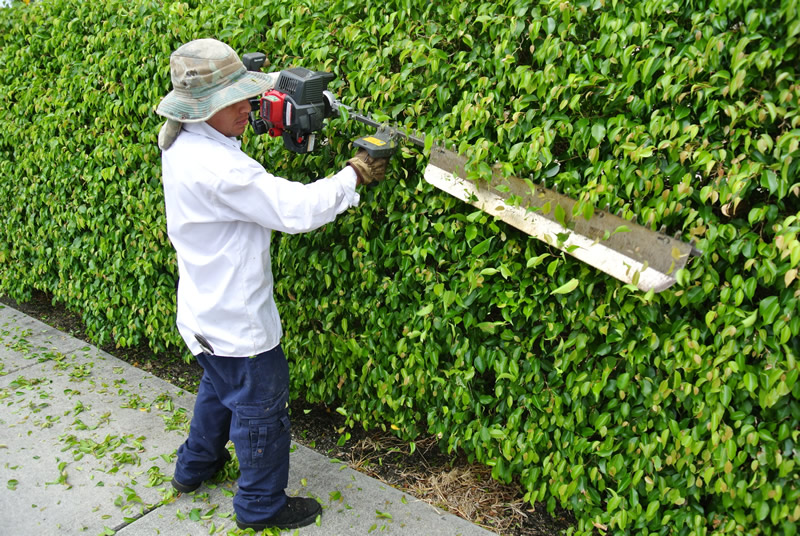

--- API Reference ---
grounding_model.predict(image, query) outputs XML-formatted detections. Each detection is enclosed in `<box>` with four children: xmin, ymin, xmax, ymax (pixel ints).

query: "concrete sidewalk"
<box><xmin>0</xmin><ymin>304</ymin><xmax>496</xmax><ymax>535</ymax></box>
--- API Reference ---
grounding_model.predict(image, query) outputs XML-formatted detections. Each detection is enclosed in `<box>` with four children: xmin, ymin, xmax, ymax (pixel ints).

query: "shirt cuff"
<box><xmin>339</xmin><ymin>165</ymin><xmax>360</xmax><ymax>207</ymax></box>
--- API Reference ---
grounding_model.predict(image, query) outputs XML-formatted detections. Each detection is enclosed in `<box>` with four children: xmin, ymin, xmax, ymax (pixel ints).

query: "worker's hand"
<box><xmin>347</xmin><ymin>149</ymin><xmax>389</xmax><ymax>185</ymax></box>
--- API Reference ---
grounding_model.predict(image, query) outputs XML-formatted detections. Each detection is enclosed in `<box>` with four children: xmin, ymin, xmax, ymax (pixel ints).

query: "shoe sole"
<box><xmin>236</xmin><ymin>506</ymin><xmax>321</xmax><ymax>531</ymax></box>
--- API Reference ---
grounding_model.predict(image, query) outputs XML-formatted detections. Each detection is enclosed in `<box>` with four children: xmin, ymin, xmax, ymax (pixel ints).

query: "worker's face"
<box><xmin>207</xmin><ymin>99</ymin><xmax>251</xmax><ymax>138</ymax></box>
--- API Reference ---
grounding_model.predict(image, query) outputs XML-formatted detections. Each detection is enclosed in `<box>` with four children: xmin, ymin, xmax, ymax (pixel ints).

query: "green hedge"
<box><xmin>1</xmin><ymin>0</ymin><xmax>798</xmax><ymax>534</ymax></box>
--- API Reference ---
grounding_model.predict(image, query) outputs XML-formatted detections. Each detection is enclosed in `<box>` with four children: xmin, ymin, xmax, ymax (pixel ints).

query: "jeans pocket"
<box><xmin>234</xmin><ymin>390</ymin><xmax>289</xmax><ymax>468</ymax></box>
<box><xmin>248</xmin><ymin>422</ymin><xmax>269</xmax><ymax>460</ymax></box>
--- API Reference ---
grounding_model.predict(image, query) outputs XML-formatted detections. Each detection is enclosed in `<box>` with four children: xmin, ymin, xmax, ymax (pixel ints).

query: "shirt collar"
<box><xmin>182</xmin><ymin>121</ymin><xmax>242</xmax><ymax>149</ymax></box>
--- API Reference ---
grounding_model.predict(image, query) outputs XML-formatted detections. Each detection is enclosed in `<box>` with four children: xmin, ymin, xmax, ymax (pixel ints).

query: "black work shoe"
<box><xmin>171</xmin><ymin>449</ymin><xmax>232</xmax><ymax>493</ymax></box>
<box><xmin>236</xmin><ymin>496</ymin><xmax>322</xmax><ymax>531</ymax></box>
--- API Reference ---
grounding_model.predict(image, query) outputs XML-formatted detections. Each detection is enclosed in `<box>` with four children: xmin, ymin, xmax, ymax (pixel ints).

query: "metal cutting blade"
<box><xmin>423</xmin><ymin>146</ymin><xmax>699</xmax><ymax>292</ymax></box>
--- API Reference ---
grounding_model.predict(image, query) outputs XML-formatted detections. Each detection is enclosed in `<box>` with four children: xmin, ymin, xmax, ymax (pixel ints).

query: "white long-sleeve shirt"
<box><xmin>161</xmin><ymin>121</ymin><xmax>359</xmax><ymax>357</ymax></box>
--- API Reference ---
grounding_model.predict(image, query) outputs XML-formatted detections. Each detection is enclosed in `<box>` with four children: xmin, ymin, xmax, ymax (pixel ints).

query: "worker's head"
<box><xmin>157</xmin><ymin>38</ymin><xmax>273</xmax><ymax>124</ymax></box>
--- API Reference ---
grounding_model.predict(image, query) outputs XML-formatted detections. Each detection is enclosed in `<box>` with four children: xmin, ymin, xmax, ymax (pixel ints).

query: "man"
<box><xmin>155</xmin><ymin>38</ymin><xmax>388</xmax><ymax>531</ymax></box>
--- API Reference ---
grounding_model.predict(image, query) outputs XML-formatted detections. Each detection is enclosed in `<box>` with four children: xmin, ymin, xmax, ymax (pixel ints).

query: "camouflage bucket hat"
<box><xmin>156</xmin><ymin>38</ymin><xmax>274</xmax><ymax>123</ymax></box>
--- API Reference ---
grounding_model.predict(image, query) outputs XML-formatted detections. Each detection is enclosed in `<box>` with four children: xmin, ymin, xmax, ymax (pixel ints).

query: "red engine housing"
<box><xmin>260</xmin><ymin>89</ymin><xmax>290</xmax><ymax>137</ymax></box>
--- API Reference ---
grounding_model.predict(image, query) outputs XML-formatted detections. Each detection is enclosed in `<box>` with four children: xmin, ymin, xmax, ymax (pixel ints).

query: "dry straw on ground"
<box><xmin>342</xmin><ymin>434</ymin><xmax>530</xmax><ymax>535</ymax></box>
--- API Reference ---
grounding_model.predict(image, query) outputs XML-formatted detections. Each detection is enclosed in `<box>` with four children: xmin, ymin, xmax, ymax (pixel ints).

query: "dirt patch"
<box><xmin>1</xmin><ymin>290</ymin><xmax>574</xmax><ymax>535</ymax></box>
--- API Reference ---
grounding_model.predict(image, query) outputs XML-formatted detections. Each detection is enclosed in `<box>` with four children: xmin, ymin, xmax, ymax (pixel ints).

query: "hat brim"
<box><xmin>156</xmin><ymin>70</ymin><xmax>276</xmax><ymax>123</ymax></box>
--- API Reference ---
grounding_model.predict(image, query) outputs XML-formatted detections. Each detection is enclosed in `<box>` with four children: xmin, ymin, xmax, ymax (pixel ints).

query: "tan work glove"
<box><xmin>347</xmin><ymin>149</ymin><xmax>389</xmax><ymax>185</ymax></box>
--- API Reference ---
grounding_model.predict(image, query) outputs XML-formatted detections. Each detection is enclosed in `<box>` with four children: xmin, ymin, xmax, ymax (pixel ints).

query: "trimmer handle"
<box><xmin>353</xmin><ymin>127</ymin><xmax>398</xmax><ymax>158</ymax></box>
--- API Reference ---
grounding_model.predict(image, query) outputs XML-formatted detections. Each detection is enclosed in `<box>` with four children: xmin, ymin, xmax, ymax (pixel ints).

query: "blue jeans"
<box><xmin>173</xmin><ymin>346</ymin><xmax>291</xmax><ymax>523</ymax></box>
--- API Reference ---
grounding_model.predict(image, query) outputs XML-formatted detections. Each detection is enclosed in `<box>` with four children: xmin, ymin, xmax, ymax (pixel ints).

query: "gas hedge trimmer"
<box><xmin>242</xmin><ymin>53</ymin><xmax>700</xmax><ymax>292</ymax></box>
